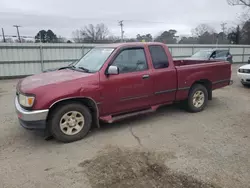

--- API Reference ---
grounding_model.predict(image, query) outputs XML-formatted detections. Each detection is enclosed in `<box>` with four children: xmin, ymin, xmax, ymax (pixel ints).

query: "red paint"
<box><xmin>18</xmin><ymin>42</ymin><xmax>232</xmax><ymax>122</ymax></box>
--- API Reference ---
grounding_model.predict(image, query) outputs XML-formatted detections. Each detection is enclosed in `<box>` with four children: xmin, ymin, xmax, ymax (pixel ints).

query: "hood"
<box><xmin>239</xmin><ymin>64</ymin><xmax>250</xmax><ymax>69</ymax></box>
<box><xmin>19</xmin><ymin>69</ymin><xmax>93</xmax><ymax>93</ymax></box>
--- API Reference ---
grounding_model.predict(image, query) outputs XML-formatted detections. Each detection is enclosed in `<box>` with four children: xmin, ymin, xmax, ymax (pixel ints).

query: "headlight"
<box><xmin>19</xmin><ymin>94</ymin><xmax>35</xmax><ymax>107</ymax></box>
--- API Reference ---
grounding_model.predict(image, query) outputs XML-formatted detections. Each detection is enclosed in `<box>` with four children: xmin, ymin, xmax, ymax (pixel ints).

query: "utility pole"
<box><xmin>13</xmin><ymin>25</ymin><xmax>21</xmax><ymax>43</ymax></box>
<box><xmin>1</xmin><ymin>28</ymin><xmax>6</xmax><ymax>42</ymax></box>
<box><xmin>221</xmin><ymin>22</ymin><xmax>227</xmax><ymax>42</ymax></box>
<box><xmin>118</xmin><ymin>20</ymin><xmax>124</xmax><ymax>42</ymax></box>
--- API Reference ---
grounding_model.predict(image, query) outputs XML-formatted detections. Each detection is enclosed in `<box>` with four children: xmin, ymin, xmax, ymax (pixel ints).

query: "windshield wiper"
<box><xmin>58</xmin><ymin>65</ymin><xmax>76</xmax><ymax>70</ymax></box>
<box><xmin>77</xmin><ymin>66</ymin><xmax>90</xmax><ymax>72</ymax></box>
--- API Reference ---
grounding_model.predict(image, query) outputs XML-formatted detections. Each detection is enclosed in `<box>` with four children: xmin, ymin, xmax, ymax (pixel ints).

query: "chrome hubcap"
<box><xmin>193</xmin><ymin>90</ymin><xmax>205</xmax><ymax>108</ymax></box>
<box><xmin>59</xmin><ymin>111</ymin><xmax>85</xmax><ymax>135</ymax></box>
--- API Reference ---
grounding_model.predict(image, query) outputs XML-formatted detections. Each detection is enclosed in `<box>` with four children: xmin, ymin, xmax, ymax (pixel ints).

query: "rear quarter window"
<box><xmin>149</xmin><ymin>45</ymin><xmax>169</xmax><ymax>69</ymax></box>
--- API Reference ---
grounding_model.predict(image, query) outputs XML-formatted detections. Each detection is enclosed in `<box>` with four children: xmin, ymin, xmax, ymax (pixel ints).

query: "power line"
<box><xmin>13</xmin><ymin>25</ymin><xmax>21</xmax><ymax>43</ymax></box>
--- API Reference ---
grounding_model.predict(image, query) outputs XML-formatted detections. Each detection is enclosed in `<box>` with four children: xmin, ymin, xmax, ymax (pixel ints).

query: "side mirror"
<box><xmin>107</xmin><ymin>65</ymin><xmax>119</xmax><ymax>75</ymax></box>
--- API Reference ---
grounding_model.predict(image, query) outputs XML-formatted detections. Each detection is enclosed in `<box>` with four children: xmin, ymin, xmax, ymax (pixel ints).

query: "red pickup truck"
<box><xmin>15</xmin><ymin>42</ymin><xmax>232</xmax><ymax>142</ymax></box>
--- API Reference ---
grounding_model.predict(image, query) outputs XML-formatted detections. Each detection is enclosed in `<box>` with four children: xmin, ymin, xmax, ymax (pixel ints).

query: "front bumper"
<box><xmin>237</xmin><ymin>72</ymin><xmax>250</xmax><ymax>84</ymax></box>
<box><xmin>15</xmin><ymin>97</ymin><xmax>49</xmax><ymax>129</ymax></box>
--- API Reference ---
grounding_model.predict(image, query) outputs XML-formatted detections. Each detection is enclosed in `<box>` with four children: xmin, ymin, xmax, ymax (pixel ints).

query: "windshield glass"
<box><xmin>191</xmin><ymin>50</ymin><xmax>211</xmax><ymax>59</ymax></box>
<box><xmin>75</xmin><ymin>47</ymin><xmax>115</xmax><ymax>72</ymax></box>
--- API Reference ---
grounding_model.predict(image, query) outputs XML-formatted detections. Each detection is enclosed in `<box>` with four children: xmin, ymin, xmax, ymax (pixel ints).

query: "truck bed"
<box><xmin>173</xmin><ymin>59</ymin><xmax>232</xmax><ymax>101</ymax></box>
<box><xmin>173</xmin><ymin>59</ymin><xmax>221</xmax><ymax>66</ymax></box>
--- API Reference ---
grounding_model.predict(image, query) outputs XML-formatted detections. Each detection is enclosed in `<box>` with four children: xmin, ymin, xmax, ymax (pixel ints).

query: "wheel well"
<box><xmin>192</xmin><ymin>79</ymin><xmax>212</xmax><ymax>100</ymax></box>
<box><xmin>47</xmin><ymin>98</ymin><xmax>99</xmax><ymax>128</ymax></box>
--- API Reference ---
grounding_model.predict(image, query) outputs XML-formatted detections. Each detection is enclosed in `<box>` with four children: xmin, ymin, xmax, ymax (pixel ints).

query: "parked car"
<box><xmin>237</xmin><ymin>64</ymin><xmax>250</xmax><ymax>86</ymax></box>
<box><xmin>15</xmin><ymin>42</ymin><xmax>233</xmax><ymax>143</ymax></box>
<box><xmin>187</xmin><ymin>49</ymin><xmax>233</xmax><ymax>63</ymax></box>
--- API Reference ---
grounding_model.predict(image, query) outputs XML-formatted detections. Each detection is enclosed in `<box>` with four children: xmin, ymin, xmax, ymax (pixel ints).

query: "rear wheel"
<box><xmin>49</xmin><ymin>103</ymin><xmax>92</xmax><ymax>143</ymax></box>
<box><xmin>187</xmin><ymin>84</ymin><xmax>208</xmax><ymax>113</ymax></box>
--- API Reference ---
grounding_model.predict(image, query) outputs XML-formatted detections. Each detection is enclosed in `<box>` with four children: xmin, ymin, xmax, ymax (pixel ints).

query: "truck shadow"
<box><xmin>91</xmin><ymin>97</ymin><xmax>226</xmax><ymax>136</ymax></box>
<box><xmin>95</xmin><ymin>104</ymin><xmax>187</xmax><ymax>133</ymax></box>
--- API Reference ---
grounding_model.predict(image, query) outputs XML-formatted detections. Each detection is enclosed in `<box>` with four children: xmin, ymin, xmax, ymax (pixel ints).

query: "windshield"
<box><xmin>191</xmin><ymin>50</ymin><xmax>211</xmax><ymax>59</ymax></box>
<box><xmin>75</xmin><ymin>47</ymin><xmax>115</xmax><ymax>72</ymax></box>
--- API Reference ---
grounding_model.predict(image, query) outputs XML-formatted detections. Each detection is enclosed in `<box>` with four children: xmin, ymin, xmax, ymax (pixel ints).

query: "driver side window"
<box><xmin>112</xmin><ymin>48</ymin><xmax>148</xmax><ymax>74</ymax></box>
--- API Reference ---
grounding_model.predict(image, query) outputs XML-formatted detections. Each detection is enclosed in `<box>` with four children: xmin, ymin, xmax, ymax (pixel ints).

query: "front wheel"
<box><xmin>49</xmin><ymin>103</ymin><xmax>92</xmax><ymax>143</ymax></box>
<box><xmin>241</xmin><ymin>82</ymin><xmax>250</xmax><ymax>87</ymax></box>
<box><xmin>187</xmin><ymin>84</ymin><xmax>208</xmax><ymax>113</ymax></box>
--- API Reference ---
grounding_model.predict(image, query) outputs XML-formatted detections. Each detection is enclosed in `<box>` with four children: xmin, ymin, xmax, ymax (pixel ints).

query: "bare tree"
<box><xmin>82</xmin><ymin>23</ymin><xmax>109</xmax><ymax>43</ymax></box>
<box><xmin>227</xmin><ymin>0</ymin><xmax>250</xmax><ymax>7</ymax></box>
<box><xmin>191</xmin><ymin>24</ymin><xmax>218</xmax><ymax>44</ymax></box>
<box><xmin>72</xmin><ymin>29</ymin><xmax>84</xmax><ymax>43</ymax></box>
<box><xmin>96</xmin><ymin>23</ymin><xmax>109</xmax><ymax>40</ymax></box>
<box><xmin>72</xmin><ymin>23</ymin><xmax>109</xmax><ymax>43</ymax></box>
<box><xmin>191</xmin><ymin>24</ymin><xmax>215</xmax><ymax>37</ymax></box>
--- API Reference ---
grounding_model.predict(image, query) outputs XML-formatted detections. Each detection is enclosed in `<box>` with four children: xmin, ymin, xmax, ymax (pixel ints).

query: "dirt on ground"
<box><xmin>79</xmin><ymin>146</ymin><xmax>219</xmax><ymax>188</ymax></box>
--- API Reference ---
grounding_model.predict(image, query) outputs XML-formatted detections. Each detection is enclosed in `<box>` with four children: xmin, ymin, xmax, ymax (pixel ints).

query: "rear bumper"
<box><xmin>15</xmin><ymin>97</ymin><xmax>48</xmax><ymax>129</ymax></box>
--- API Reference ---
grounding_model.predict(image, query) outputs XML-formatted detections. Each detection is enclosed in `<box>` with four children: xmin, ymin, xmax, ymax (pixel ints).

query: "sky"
<box><xmin>0</xmin><ymin>0</ymin><xmax>244</xmax><ymax>40</ymax></box>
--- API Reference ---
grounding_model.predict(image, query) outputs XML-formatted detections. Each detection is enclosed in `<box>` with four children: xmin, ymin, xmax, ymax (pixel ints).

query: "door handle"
<box><xmin>142</xmin><ymin>75</ymin><xmax>150</xmax><ymax>79</ymax></box>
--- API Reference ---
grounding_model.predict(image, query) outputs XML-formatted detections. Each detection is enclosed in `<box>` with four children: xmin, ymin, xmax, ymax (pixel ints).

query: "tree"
<box><xmin>35</xmin><ymin>30</ymin><xmax>58</xmax><ymax>43</ymax></box>
<box><xmin>35</xmin><ymin>30</ymin><xmax>47</xmax><ymax>43</ymax></box>
<box><xmin>24</xmin><ymin>40</ymin><xmax>34</xmax><ymax>43</ymax></box>
<box><xmin>72</xmin><ymin>23</ymin><xmax>109</xmax><ymax>43</ymax></box>
<box><xmin>228</xmin><ymin>25</ymin><xmax>241</xmax><ymax>44</ymax></box>
<box><xmin>154</xmin><ymin>30</ymin><xmax>178</xmax><ymax>44</ymax></box>
<box><xmin>217</xmin><ymin>32</ymin><xmax>230</xmax><ymax>44</ymax></box>
<box><xmin>72</xmin><ymin>29</ymin><xmax>84</xmax><ymax>43</ymax></box>
<box><xmin>227</xmin><ymin>0</ymin><xmax>250</xmax><ymax>7</ymax></box>
<box><xmin>178</xmin><ymin>36</ymin><xmax>198</xmax><ymax>44</ymax></box>
<box><xmin>191</xmin><ymin>24</ymin><xmax>215</xmax><ymax>37</ymax></box>
<box><xmin>241</xmin><ymin>20</ymin><xmax>250</xmax><ymax>43</ymax></box>
<box><xmin>107</xmin><ymin>36</ymin><xmax>120</xmax><ymax>43</ymax></box>
<box><xmin>46</xmin><ymin>30</ymin><xmax>57</xmax><ymax>43</ymax></box>
<box><xmin>57</xmin><ymin>35</ymin><xmax>67</xmax><ymax>43</ymax></box>
<box><xmin>191</xmin><ymin>24</ymin><xmax>217</xmax><ymax>44</ymax></box>
<box><xmin>136</xmin><ymin>34</ymin><xmax>153</xmax><ymax>42</ymax></box>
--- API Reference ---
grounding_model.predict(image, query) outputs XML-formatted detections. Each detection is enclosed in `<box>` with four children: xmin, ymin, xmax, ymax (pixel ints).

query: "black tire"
<box><xmin>242</xmin><ymin>82</ymin><xmax>249</xmax><ymax>87</ymax></box>
<box><xmin>48</xmin><ymin>103</ymin><xmax>92</xmax><ymax>143</ymax></box>
<box><xmin>187</xmin><ymin>84</ymin><xmax>208</xmax><ymax>113</ymax></box>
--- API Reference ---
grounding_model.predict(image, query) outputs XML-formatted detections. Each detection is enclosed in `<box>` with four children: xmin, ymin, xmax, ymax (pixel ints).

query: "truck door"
<box><xmin>100</xmin><ymin>47</ymin><xmax>154</xmax><ymax>115</ymax></box>
<box><xmin>147</xmin><ymin>45</ymin><xmax>177</xmax><ymax>104</ymax></box>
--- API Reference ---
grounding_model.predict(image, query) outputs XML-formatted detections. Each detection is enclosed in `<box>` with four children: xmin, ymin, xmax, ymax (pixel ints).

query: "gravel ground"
<box><xmin>0</xmin><ymin>64</ymin><xmax>249</xmax><ymax>188</ymax></box>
